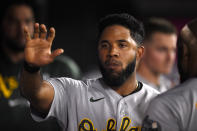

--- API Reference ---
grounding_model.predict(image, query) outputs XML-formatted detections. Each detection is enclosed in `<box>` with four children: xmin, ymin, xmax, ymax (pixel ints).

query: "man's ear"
<box><xmin>136</xmin><ymin>45</ymin><xmax>144</xmax><ymax>61</ymax></box>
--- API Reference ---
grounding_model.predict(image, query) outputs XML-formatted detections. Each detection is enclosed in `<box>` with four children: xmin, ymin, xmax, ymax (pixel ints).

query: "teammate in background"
<box><xmin>137</xmin><ymin>18</ymin><xmax>178</xmax><ymax>92</ymax></box>
<box><xmin>142</xmin><ymin>19</ymin><xmax>197</xmax><ymax>131</ymax></box>
<box><xmin>20</xmin><ymin>13</ymin><xmax>159</xmax><ymax>130</ymax></box>
<box><xmin>0</xmin><ymin>0</ymin><xmax>80</xmax><ymax>130</ymax></box>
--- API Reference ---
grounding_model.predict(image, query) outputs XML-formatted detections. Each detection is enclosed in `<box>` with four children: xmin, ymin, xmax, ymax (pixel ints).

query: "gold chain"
<box><xmin>135</xmin><ymin>80</ymin><xmax>138</xmax><ymax>89</ymax></box>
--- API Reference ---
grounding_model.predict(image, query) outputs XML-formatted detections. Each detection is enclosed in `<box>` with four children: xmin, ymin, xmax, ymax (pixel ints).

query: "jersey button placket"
<box><xmin>120</xmin><ymin>101</ymin><xmax>127</xmax><ymax>116</ymax></box>
<box><xmin>117</xmin><ymin>99</ymin><xmax>126</xmax><ymax>129</ymax></box>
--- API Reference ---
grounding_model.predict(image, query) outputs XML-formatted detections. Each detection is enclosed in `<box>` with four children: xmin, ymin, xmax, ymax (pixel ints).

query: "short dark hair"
<box><xmin>0</xmin><ymin>0</ymin><xmax>37</xmax><ymax>41</ymax></box>
<box><xmin>98</xmin><ymin>13</ymin><xmax>145</xmax><ymax>45</ymax></box>
<box><xmin>177</xmin><ymin>19</ymin><xmax>197</xmax><ymax>82</ymax></box>
<box><xmin>144</xmin><ymin>18</ymin><xmax>177</xmax><ymax>41</ymax></box>
<box><xmin>0</xmin><ymin>0</ymin><xmax>36</xmax><ymax>22</ymax></box>
<box><xmin>188</xmin><ymin>18</ymin><xmax>197</xmax><ymax>38</ymax></box>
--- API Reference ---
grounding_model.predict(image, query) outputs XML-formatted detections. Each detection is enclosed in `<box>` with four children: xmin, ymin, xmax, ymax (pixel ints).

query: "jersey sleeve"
<box><xmin>142</xmin><ymin>96</ymin><xmax>180</xmax><ymax>131</ymax></box>
<box><xmin>31</xmin><ymin>77</ymin><xmax>79</xmax><ymax>128</ymax></box>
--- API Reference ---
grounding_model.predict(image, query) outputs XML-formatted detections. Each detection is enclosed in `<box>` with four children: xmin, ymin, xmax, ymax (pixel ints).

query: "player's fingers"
<box><xmin>40</xmin><ymin>24</ymin><xmax>47</xmax><ymax>39</ymax></box>
<box><xmin>24</xmin><ymin>26</ymin><xmax>31</xmax><ymax>42</ymax></box>
<box><xmin>47</xmin><ymin>27</ymin><xmax>55</xmax><ymax>43</ymax></box>
<box><xmin>50</xmin><ymin>48</ymin><xmax>64</xmax><ymax>60</ymax></box>
<box><xmin>34</xmin><ymin>23</ymin><xmax>40</xmax><ymax>38</ymax></box>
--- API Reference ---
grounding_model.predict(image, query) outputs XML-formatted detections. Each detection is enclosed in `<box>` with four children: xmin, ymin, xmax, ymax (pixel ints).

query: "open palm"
<box><xmin>24</xmin><ymin>23</ymin><xmax>64</xmax><ymax>67</ymax></box>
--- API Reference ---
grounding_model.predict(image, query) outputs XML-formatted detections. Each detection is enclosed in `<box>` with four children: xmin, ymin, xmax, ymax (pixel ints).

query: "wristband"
<box><xmin>23</xmin><ymin>61</ymin><xmax>40</xmax><ymax>73</ymax></box>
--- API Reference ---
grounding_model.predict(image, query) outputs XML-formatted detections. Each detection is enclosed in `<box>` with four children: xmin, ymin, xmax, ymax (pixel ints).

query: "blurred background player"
<box><xmin>137</xmin><ymin>18</ymin><xmax>178</xmax><ymax>92</ymax></box>
<box><xmin>142</xmin><ymin>18</ymin><xmax>197</xmax><ymax>131</ymax></box>
<box><xmin>0</xmin><ymin>0</ymin><xmax>81</xmax><ymax>130</ymax></box>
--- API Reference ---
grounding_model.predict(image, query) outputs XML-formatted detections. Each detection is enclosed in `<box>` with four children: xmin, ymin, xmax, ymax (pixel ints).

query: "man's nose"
<box><xmin>167</xmin><ymin>50</ymin><xmax>175</xmax><ymax>62</ymax></box>
<box><xmin>108</xmin><ymin>46</ymin><xmax>119</xmax><ymax>58</ymax></box>
<box><xmin>18</xmin><ymin>22</ymin><xmax>26</xmax><ymax>34</ymax></box>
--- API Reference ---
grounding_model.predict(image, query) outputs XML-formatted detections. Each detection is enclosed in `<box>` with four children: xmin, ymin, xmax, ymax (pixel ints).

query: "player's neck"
<box><xmin>114</xmin><ymin>72</ymin><xmax>138</xmax><ymax>96</ymax></box>
<box><xmin>137</xmin><ymin>61</ymin><xmax>160</xmax><ymax>86</ymax></box>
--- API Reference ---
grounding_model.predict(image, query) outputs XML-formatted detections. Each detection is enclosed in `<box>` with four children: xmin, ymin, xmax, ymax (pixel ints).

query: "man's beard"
<box><xmin>99</xmin><ymin>56</ymin><xmax>136</xmax><ymax>88</ymax></box>
<box><xmin>5</xmin><ymin>37</ymin><xmax>25</xmax><ymax>53</ymax></box>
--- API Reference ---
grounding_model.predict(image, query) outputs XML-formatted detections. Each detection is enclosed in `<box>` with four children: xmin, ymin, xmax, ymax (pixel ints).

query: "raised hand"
<box><xmin>24</xmin><ymin>23</ymin><xmax>64</xmax><ymax>67</ymax></box>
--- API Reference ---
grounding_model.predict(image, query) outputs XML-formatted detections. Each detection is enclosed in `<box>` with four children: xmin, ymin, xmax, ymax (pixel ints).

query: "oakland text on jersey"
<box><xmin>79</xmin><ymin>117</ymin><xmax>142</xmax><ymax>131</ymax></box>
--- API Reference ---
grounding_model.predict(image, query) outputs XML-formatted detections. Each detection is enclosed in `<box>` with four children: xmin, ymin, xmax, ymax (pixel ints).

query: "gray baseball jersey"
<box><xmin>32</xmin><ymin>77</ymin><xmax>159</xmax><ymax>131</ymax></box>
<box><xmin>143</xmin><ymin>78</ymin><xmax>197</xmax><ymax>131</ymax></box>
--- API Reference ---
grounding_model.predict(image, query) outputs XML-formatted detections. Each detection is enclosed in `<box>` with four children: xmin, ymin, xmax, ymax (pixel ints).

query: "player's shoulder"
<box><xmin>149</xmin><ymin>78</ymin><xmax>197</xmax><ymax>107</ymax></box>
<box><xmin>61</xmin><ymin>77</ymin><xmax>101</xmax><ymax>88</ymax></box>
<box><xmin>141</xmin><ymin>82</ymin><xmax>160</xmax><ymax>95</ymax></box>
<box><xmin>53</xmin><ymin>77</ymin><xmax>101</xmax><ymax>87</ymax></box>
<box><xmin>47</xmin><ymin>77</ymin><xmax>87</xmax><ymax>89</ymax></box>
<box><xmin>158</xmin><ymin>78</ymin><xmax>197</xmax><ymax>98</ymax></box>
<box><xmin>177</xmin><ymin>78</ymin><xmax>197</xmax><ymax>92</ymax></box>
<box><xmin>137</xmin><ymin>82</ymin><xmax>160</xmax><ymax>102</ymax></box>
<box><xmin>83</xmin><ymin>77</ymin><xmax>99</xmax><ymax>87</ymax></box>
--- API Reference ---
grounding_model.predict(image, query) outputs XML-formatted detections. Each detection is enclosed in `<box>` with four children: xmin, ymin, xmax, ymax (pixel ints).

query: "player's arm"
<box><xmin>20</xmin><ymin>23</ymin><xmax>64</xmax><ymax>115</ymax></box>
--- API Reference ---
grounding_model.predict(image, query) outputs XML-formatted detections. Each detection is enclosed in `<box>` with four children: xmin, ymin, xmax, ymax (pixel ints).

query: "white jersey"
<box><xmin>136</xmin><ymin>73</ymin><xmax>172</xmax><ymax>93</ymax></box>
<box><xmin>32</xmin><ymin>77</ymin><xmax>159</xmax><ymax>131</ymax></box>
<box><xmin>143</xmin><ymin>78</ymin><xmax>197</xmax><ymax>131</ymax></box>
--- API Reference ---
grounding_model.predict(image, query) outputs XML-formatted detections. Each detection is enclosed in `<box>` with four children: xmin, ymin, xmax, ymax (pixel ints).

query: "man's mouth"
<box><xmin>105</xmin><ymin>59</ymin><xmax>122</xmax><ymax>69</ymax></box>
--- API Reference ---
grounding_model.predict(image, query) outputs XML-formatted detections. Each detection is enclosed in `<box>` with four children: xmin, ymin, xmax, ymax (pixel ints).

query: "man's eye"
<box><xmin>157</xmin><ymin>47</ymin><xmax>167</xmax><ymax>52</ymax></box>
<box><xmin>100</xmin><ymin>43</ymin><xmax>108</xmax><ymax>48</ymax></box>
<box><xmin>119</xmin><ymin>43</ymin><xmax>127</xmax><ymax>48</ymax></box>
<box><xmin>25</xmin><ymin>18</ymin><xmax>34</xmax><ymax>24</ymax></box>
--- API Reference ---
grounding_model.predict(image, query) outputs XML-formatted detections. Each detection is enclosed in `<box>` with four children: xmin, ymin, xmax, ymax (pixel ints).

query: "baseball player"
<box><xmin>142</xmin><ymin>19</ymin><xmax>197</xmax><ymax>131</ymax></box>
<box><xmin>20</xmin><ymin>13</ymin><xmax>159</xmax><ymax>130</ymax></box>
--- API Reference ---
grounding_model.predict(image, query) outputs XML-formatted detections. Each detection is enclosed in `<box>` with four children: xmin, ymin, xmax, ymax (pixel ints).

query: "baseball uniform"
<box><xmin>142</xmin><ymin>78</ymin><xmax>197</xmax><ymax>131</ymax></box>
<box><xmin>32</xmin><ymin>77</ymin><xmax>159</xmax><ymax>131</ymax></box>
